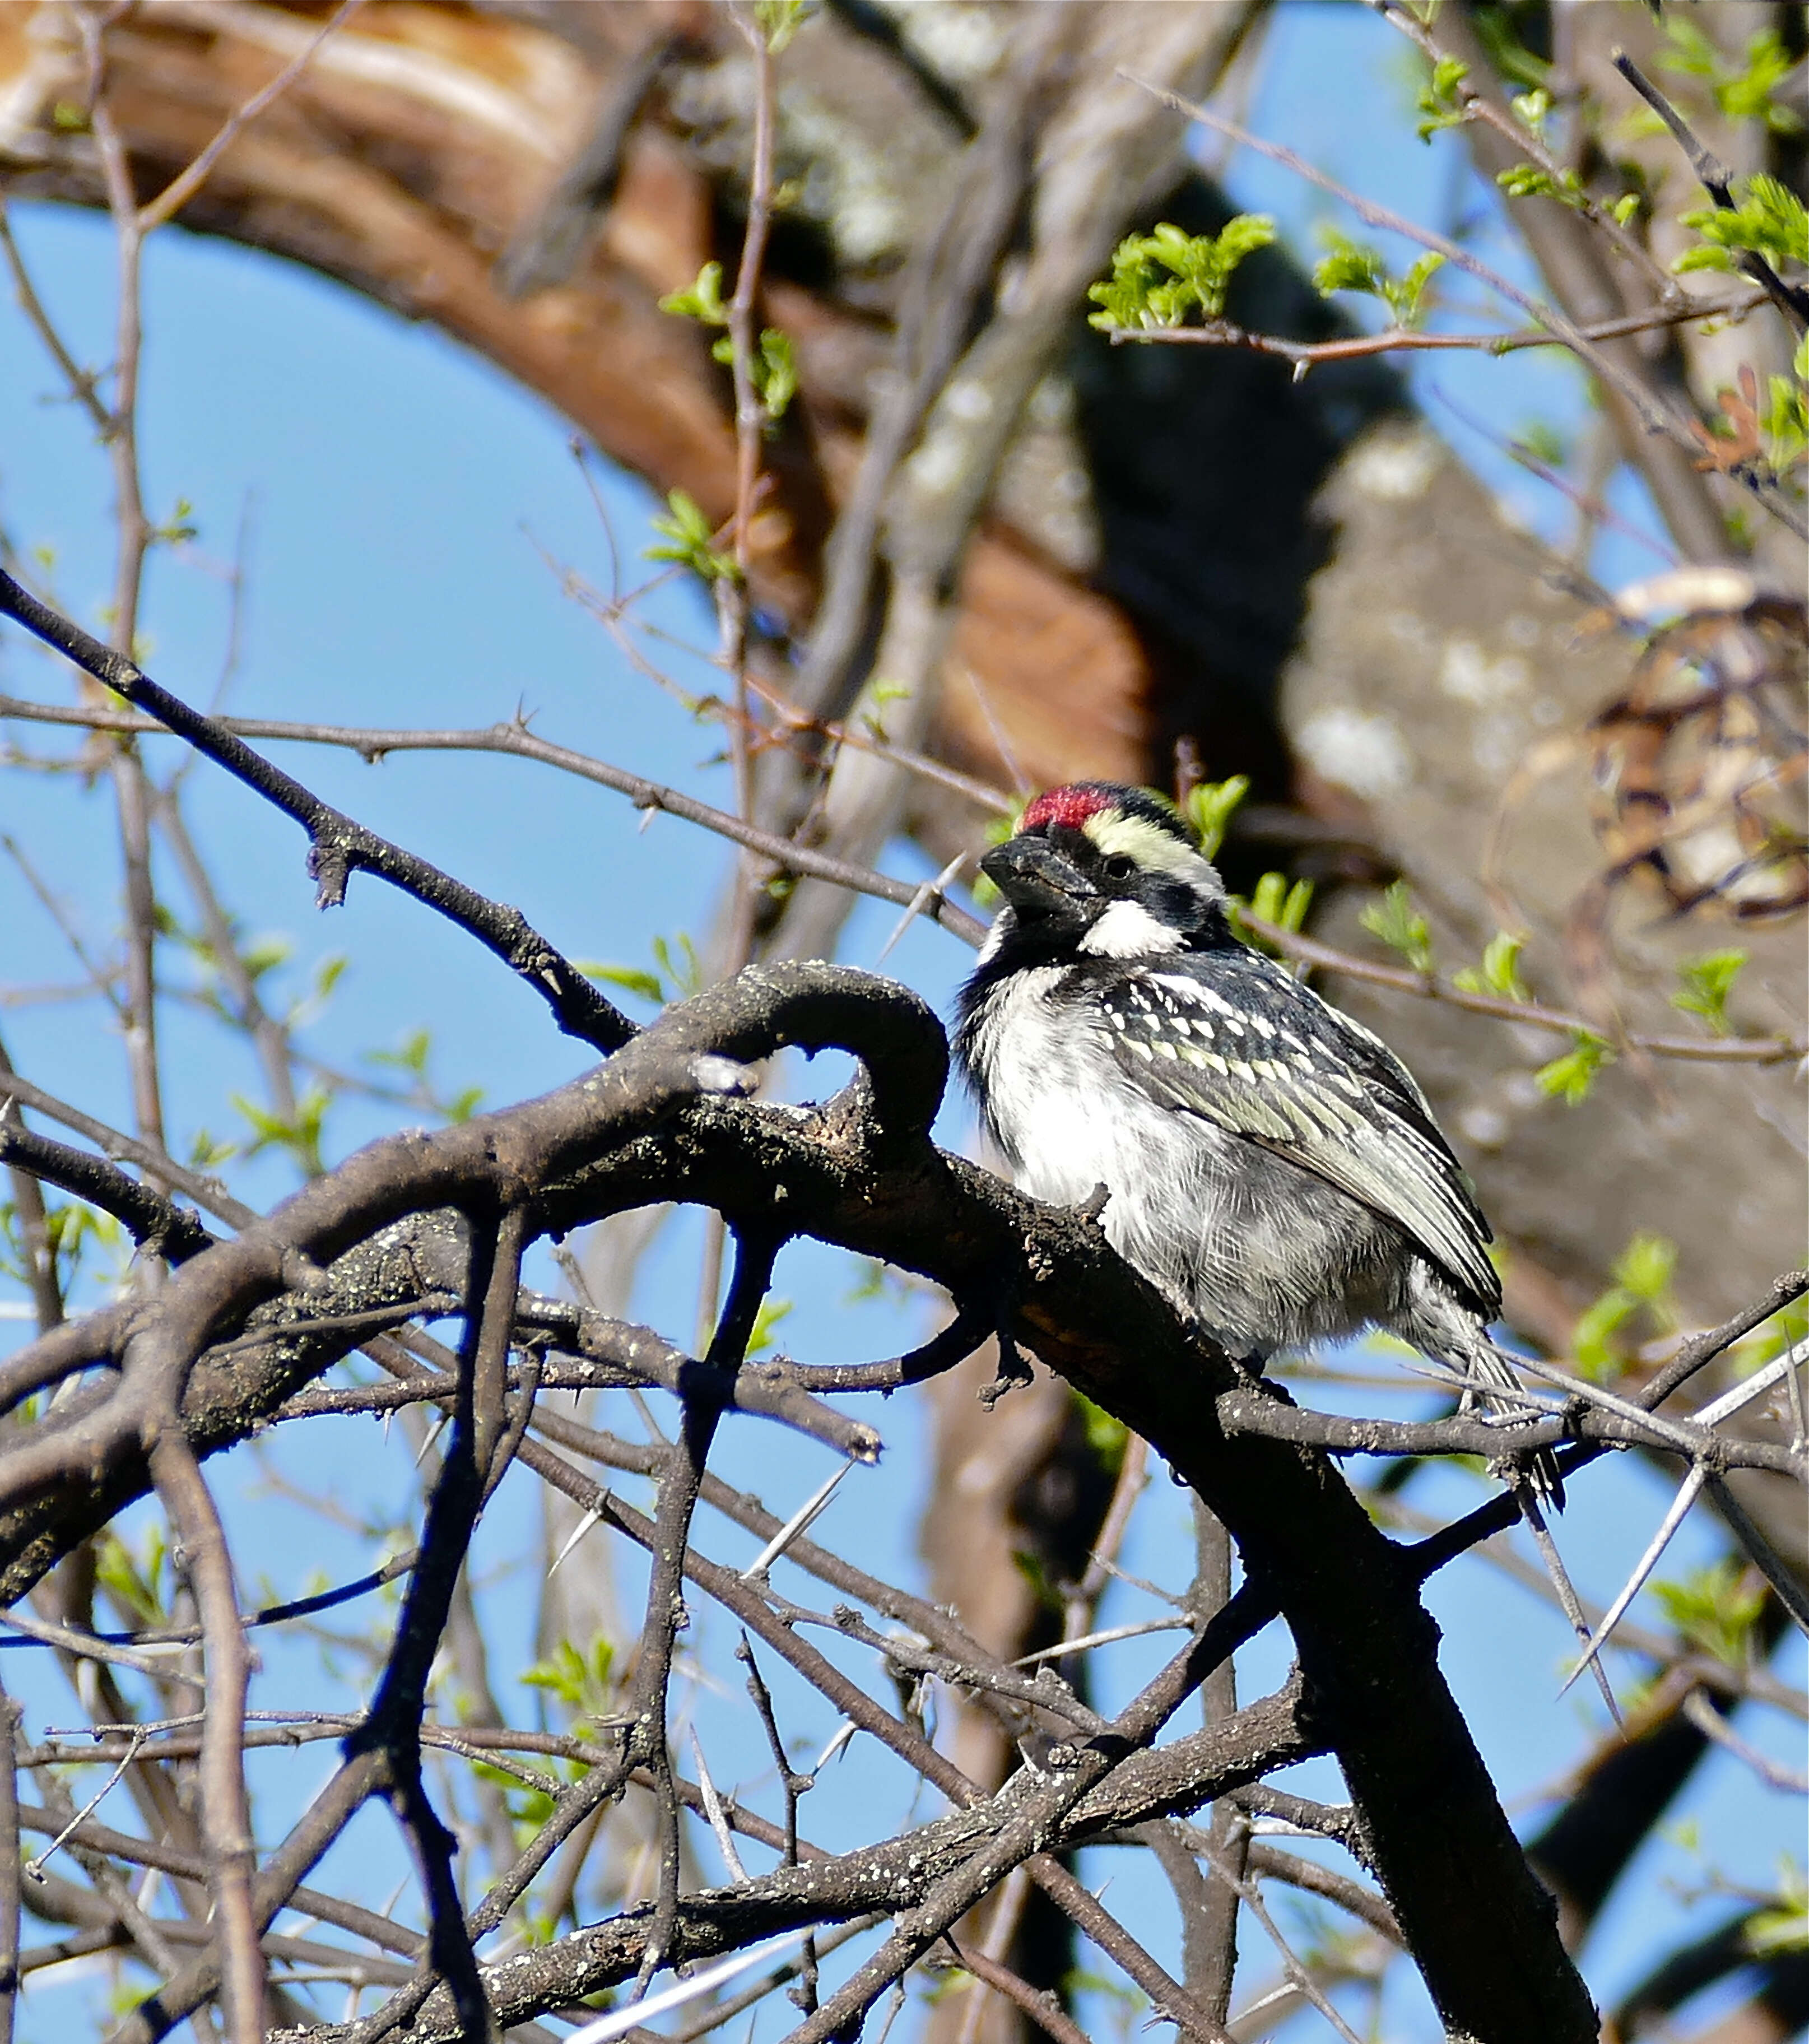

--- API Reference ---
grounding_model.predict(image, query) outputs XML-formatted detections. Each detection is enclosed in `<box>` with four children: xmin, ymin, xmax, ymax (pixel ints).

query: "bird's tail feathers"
<box><xmin>1460</xmin><ymin>1338</ymin><xmax>1565</xmax><ymax>1506</ymax></box>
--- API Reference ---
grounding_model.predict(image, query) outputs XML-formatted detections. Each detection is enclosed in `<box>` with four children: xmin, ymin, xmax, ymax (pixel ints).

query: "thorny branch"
<box><xmin>1</xmin><ymin>10</ymin><xmax>1804</xmax><ymax>2042</ymax></box>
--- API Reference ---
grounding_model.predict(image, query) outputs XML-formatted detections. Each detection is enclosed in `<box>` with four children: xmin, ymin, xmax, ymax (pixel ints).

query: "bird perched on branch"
<box><xmin>955</xmin><ymin>780</ymin><xmax>1557</xmax><ymax>1498</ymax></box>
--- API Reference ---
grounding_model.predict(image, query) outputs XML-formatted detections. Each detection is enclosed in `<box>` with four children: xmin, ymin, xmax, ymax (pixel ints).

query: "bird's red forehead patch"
<box><xmin>1021</xmin><ymin>786</ymin><xmax>1112</xmax><ymax>834</ymax></box>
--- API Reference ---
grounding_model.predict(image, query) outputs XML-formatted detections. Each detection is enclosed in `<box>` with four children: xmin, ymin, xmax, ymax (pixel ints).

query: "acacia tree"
<box><xmin>0</xmin><ymin>3</ymin><xmax>1805</xmax><ymax>2042</ymax></box>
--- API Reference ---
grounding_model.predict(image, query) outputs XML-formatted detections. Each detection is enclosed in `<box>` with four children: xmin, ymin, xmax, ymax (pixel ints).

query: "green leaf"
<box><xmin>1534</xmin><ymin>1029</ymin><xmax>1614</xmax><ymax>1104</ymax></box>
<box><xmin>1514</xmin><ymin>418</ymin><xmax>1570</xmax><ymax>468</ymax></box>
<box><xmin>1663</xmin><ymin>20</ymin><xmax>1803</xmax><ymax>136</ymax></box>
<box><xmin>1359</xmin><ymin>881</ymin><xmax>1433</xmax><ymax>973</ymax></box>
<box><xmin>1576</xmin><ymin>1231</ymin><xmax>1679</xmax><ymax>1378</ymax></box>
<box><xmin>1572</xmin><ymin>1286</ymin><xmax>1638</xmax><ymax>1381</ymax></box>
<box><xmin>1677</xmin><ymin>174</ymin><xmax>1809</xmax><ymax>275</ymax></box>
<box><xmin>1496</xmin><ymin>161</ymin><xmax>1587</xmax><ymax>210</ymax></box>
<box><xmin>1747</xmin><ymin>1861</ymin><xmax>1809</xmax><ymax>1955</ymax></box>
<box><xmin>1651</xmin><ymin>1558</ymin><xmax>1765</xmax><ymax>1665</ymax></box>
<box><xmin>232</xmin><ymin>1084</ymin><xmax>331</xmax><ymax>1177</ymax></box>
<box><xmin>1072</xmin><ymin>1391</ymin><xmax>1129</xmax><ymax>1469</ymax></box>
<box><xmin>708</xmin><ymin>324</ymin><xmax>802</xmax><ymax>427</ymax></box>
<box><xmin>578</xmin><ymin>961</ymin><xmax>666</xmax><ymax>1004</ymax></box>
<box><xmin>1416</xmin><ymin>53</ymin><xmax>1470</xmax><ymax>141</ymax></box>
<box><xmin>658</xmin><ymin>261</ymin><xmax>728</xmax><ymax>327</ymax></box>
<box><xmin>757</xmin><ymin>326</ymin><xmax>798</xmax><ymax>419</ymax></box>
<box><xmin>746</xmin><ymin>1295</ymin><xmax>792</xmax><ymax>1359</ymax></box>
<box><xmin>644</xmin><ymin>487</ymin><xmax>738</xmax><ymax>584</ymax></box>
<box><xmin>1313</xmin><ymin>234</ymin><xmax>1444</xmax><ymax>327</ymax></box>
<box><xmin>150</xmin><ymin>496</ymin><xmax>200</xmax><ymax>548</ymax></box>
<box><xmin>444</xmin><ymin>1086</ymin><xmax>484</xmax><ymax>1125</ymax></box>
<box><xmin>1612</xmin><ymin>1231</ymin><xmax>1677</xmax><ymax>1307</ymax></box>
<box><xmin>1671</xmin><ymin>947</ymin><xmax>1748</xmax><ymax>1035</ymax></box>
<box><xmin>1234</xmin><ymin>871</ymin><xmax>1312</xmax><ymax>949</ymax></box>
<box><xmin>520</xmin><ymin>1636</ymin><xmax>616</xmax><ymax>1725</ymax></box>
<box><xmin>1183</xmin><ymin>774</ymin><xmax>1249</xmax><ymax>861</ymax></box>
<box><xmin>366</xmin><ymin>1026</ymin><xmax>432</xmax><ymax>1077</ymax></box>
<box><xmin>1510</xmin><ymin>87</ymin><xmax>1552</xmax><ymax>139</ymax></box>
<box><xmin>1453</xmin><ymin>930</ymin><xmax>1531</xmax><ymax>1005</ymax></box>
<box><xmin>1087</xmin><ymin>215</ymin><xmax>1275</xmax><ymax>331</ymax></box>
<box><xmin>94</xmin><ymin>1526</ymin><xmax>171</xmax><ymax>1628</ymax></box>
<box><xmin>651</xmin><ymin>931</ymin><xmax>704</xmax><ymax>1001</ymax></box>
<box><xmin>754</xmin><ymin>0</ymin><xmax>813</xmax><ymax>52</ymax></box>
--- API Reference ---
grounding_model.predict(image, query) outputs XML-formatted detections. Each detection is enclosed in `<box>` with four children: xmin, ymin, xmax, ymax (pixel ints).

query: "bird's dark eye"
<box><xmin>1103</xmin><ymin>854</ymin><xmax>1136</xmax><ymax>881</ymax></box>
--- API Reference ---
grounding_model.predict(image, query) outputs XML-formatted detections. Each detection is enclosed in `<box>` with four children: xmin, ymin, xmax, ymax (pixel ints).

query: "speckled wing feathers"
<box><xmin>1094</xmin><ymin>956</ymin><xmax>1501</xmax><ymax>1314</ymax></box>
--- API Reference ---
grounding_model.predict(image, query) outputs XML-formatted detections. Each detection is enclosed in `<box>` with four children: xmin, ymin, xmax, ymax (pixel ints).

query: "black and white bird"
<box><xmin>955</xmin><ymin>781</ymin><xmax>1555</xmax><ymax>1495</ymax></box>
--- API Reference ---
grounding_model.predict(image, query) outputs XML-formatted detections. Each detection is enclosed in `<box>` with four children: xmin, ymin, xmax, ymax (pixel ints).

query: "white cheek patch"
<box><xmin>1078</xmin><ymin>899</ymin><xmax>1184</xmax><ymax>957</ymax></box>
<box><xmin>974</xmin><ymin>910</ymin><xmax>1013</xmax><ymax>968</ymax></box>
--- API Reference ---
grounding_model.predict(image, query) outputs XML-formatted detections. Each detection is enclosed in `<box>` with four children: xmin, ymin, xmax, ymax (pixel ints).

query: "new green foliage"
<box><xmin>1416</xmin><ymin>54</ymin><xmax>1469</xmax><ymax>141</ymax></box>
<box><xmin>1572</xmin><ymin>1231</ymin><xmax>1678</xmax><ymax>1379</ymax></box>
<box><xmin>1359</xmin><ymin>880</ymin><xmax>1433</xmax><ymax>973</ymax></box>
<box><xmin>659</xmin><ymin>259</ymin><xmax>799</xmax><ymax>422</ymax></box>
<box><xmin>1662</xmin><ymin>18</ymin><xmax>1804</xmax><ymax>135</ymax></box>
<box><xmin>1534</xmin><ymin>1028</ymin><xmax>1615</xmax><ymax>1104</ymax></box>
<box><xmin>1676</xmin><ymin>174</ymin><xmax>1809</xmax><ymax>277</ymax></box>
<box><xmin>1087</xmin><ymin>216</ymin><xmax>1276</xmax><ymax>331</ymax></box>
<box><xmin>644</xmin><ymin>487</ymin><xmax>738</xmax><ymax>585</ymax></box>
<box><xmin>1453</xmin><ymin>931</ymin><xmax>1531</xmax><ymax>1005</ymax></box>
<box><xmin>1183</xmin><ymin>773</ymin><xmax>1249</xmax><ymax>861</ymax></box>
<box><xmin>1671</xmin><ymin>947</ymin><xmax>1749</xmax><ymax>1035</ymax></box>
<box><xmin>1650</xmin><ymin>1557</ymin><xmax>1765</xmax><ymax>1666</ymax></box>
<box><xmin>1313</xmin><ymin>233</ymin><xmax>1445</xmax><ymax>328</ymax></box>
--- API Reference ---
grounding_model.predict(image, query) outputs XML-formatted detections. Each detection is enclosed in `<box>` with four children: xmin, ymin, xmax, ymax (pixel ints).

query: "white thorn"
<box><xmin>875</xmin><ymin>852</ymin><xmax>966</xmax><ymax>965</ymax></box>
<box><xmin>1559</xmin><ymin>1463</ymin><xmax>1708</xmax><ymax>1698</ymax></box>
<box><xmin>810</xmin><ymin>1718</ymin><xmax>858</xmax><ymax>1776</ymax></box>
<box><xmin>548</xmin><ymin>1506</ymin><xmax>602</xmax><ymax>1579</ymax></box>
<box><xmin>741</xmin><ymin>1458</ymin><xmax>855</xmax><ymax>1582</ymax></box>
<box><xmin>560</xmin><ymin>1929</ymin><xmax>816</xmax><ymax>2044</ymax></box>
<box><xmin>412</xmin><ymin>1410</ymin><xmax>451</xmax><ymax>1469</ymax></box>
<box><xmin>688</xmin><ymin>1727</ymin><xmax>747</xmax><ymax>1883</ymax></box>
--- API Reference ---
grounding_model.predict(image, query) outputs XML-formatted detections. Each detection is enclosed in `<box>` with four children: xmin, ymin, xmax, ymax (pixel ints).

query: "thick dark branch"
<box><xmin>264</xmin><ymin>1678</ymin><xmax>1307</xmax><ymax>2044</ymax></box>
<box><xmin>0</xmin><ymin>1111</ymin><xmax>213</xmax><ymax>1262</ymax></box>
<box><xmin>0</xmin><ymin>964</ymin><xmax>1593</xmax><ymax>2042</ymax></box>
<box><xmin>0</xmin><ymin>570</ymin><xmax>636</xmax><ymax>1053</ymax></box>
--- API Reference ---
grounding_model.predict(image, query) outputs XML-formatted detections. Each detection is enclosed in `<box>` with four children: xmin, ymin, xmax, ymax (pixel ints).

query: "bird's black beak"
<box><xmin>980</xmin><ymin>835</ymin><xmax>1096</xmax><ymax>925</ymax></box>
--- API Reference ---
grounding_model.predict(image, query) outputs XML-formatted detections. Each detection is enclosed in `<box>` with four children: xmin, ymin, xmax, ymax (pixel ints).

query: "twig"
<box><xmin>1027</xmin><ymin>1854</ymin><xmax>1234</xmax><ymax>2044</ymax></box>
<box><xmin>0</xmin><ymin>1111</ymin><xmax>214</xmax><ymax>1261</ymax></box>
<box><xmin>1370</xmin><ymin>0</ymin><xmax>1675</xmax><ymax>296</ymax></box>
<box><xmin>146</xmin><ymin>1433</ymin><xmax>266</xmax><ymax>2042</ymax></box>
<box><xmin>0</xmin><ymin>692</ymin><xmax>990</xmax><ymax>946</ymax></box>
<box><xmin>1679</xmin><ymin>1690</ymin><xmax>1809</xmax><ymax>1796</ymax></box>
<box><xmin>1099</xmin><ymin>287</ymin><xmax>1768</xmax><ymax>362</ymax></box>
<box><xmin>1122</xmin><ymin>73</ymin><xmax>1809</xmax><ymax>543</ymax></box>
<box><xmin>1610</xmin><ymin>49</ymin><xmax>1809</xmax><ymax>335</ymax></box>
<box><xmin>944</xmin><ymin>1935</ymin><xmax>1092</xmax><ymax>2044</ymax></box>
<box><xmin>0</xmin><ymin>198</ymin><xmax>110</xmax><ymax>433</ymax></box>
<box><xmin>138</xmin><ymin>0</ymin><xmax>366</xmax><ymax>235</ymax></box>
<box><xmin>22</xmin><ymin>1730</ymin><xmax>143</xmax><ymax>1883</ymax></box>
<box><xmin>0</xmin><ymin>1677</ymin><xmax>17</xmax><ymax>2044</ymax></box>
<box><xmin>737</xmin><ymin>1634</ymin><xmax>815</xmax><ymax>2007</ymax></box>
<box><xmin>1238</xmin><ymin>912</ymin><xmax>1807</xmax><ymax>1066</ymax></box>
<box><xmin>635</xmin><ymin>1228</ymin><xmax>783</xmax><ymax>1991</ymax></box>
<box><xmin>0</xmin><ymin>575</ymin><xmax>637</xmax><ymax>1053</ymax></box>
<box><xmin>346</xmin><ymin>1207</ymin><xmax>531</xmax><ymax>2043</ymax></box>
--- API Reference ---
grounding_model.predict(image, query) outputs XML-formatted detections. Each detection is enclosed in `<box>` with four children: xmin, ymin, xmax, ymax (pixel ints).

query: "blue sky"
<box><xmin>0</xmin><ymin>6</ymin><xmax>1799</xmax><ymax>2038</ymax></box>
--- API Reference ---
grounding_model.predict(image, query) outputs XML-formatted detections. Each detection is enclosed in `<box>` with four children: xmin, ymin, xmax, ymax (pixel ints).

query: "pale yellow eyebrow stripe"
<box><xmin>1082</xmin><ymin>810</ymin><xmax>1207</xmax><ymax>877</ymax></box>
